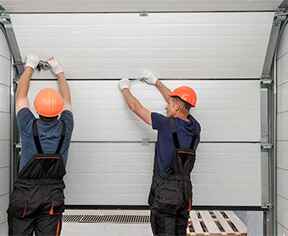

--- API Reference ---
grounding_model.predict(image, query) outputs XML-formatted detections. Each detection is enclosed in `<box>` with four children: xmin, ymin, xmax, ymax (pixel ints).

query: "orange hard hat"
<box><xmin>169</xmin><ymin>86</ymin><xmax>197</xmax><ymax>107</ymax></box>
<box><xmin>34</xmin><ymin>88</ymin><xmax>64</xmax><ymax>117</ymax></box>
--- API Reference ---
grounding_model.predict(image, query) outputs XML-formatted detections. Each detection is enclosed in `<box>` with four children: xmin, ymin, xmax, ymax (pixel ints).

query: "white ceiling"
<box><xmin>1</xmin><ymin>0</ymin><xmax>283</xmax><ymax>13</ymax></box>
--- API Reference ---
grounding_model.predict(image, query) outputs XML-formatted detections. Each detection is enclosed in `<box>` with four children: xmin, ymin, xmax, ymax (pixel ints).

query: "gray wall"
<box><xmin>277</xmin><ymin>21</ymin><xmax>288</xmax><ymax>236</ymax></box>
<box><xmin>0</xmin><ymin>30</ymin><xmax>11</xmax><ymax>234</ymax></box>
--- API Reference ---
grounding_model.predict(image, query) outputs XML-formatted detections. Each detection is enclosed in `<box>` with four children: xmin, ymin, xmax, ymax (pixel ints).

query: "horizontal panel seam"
<box><xmin>278</xmin><ymin>194</ymin><xmax>288</xmax><ymax>202</ymax></box>
<box><xmin>277</xmin><ymin>110</ymin><xmax>288</xmax><ymax>115</ymax></box>
<box><xmin>278</xmin><ymin>222</ymin><xmax>288</xmax><ymax>232</ymax></box>
<box><xmin>9</xmin><ymin>10</ymin><xmax>276</xmax><ymax>14</ymax></box>
<box><xmin>0</xmin><ymin>193</ymin><xmax>9</xmax><ymax>198</ymax></box>
<box><xmin>0</xmin><ymin>54</ymin><xmax>10</xmax><ymax>61</ymax></box>
<box><xmin>0</xmin><ymin>165</ymin><xmax>9</xmax><ymax>169</ymax></box>
<box><xmin>278</xmin><ymin>80</ymin><xmax>288</xmax><ymax>87</ymax></box>
<box><xmin>0</xmin><ymin>82</ymin><xmax>9</xmax><ymax>88</ymax></box>
<box><xmin>67</xmin><ymin>141</ymin><xmax>261</xmax><ymax>144</ymax></box>
<box><xmin>31</xmin><ymin>78</ymin><xmax>261</xmax><ymax>81</ymax></box>
<box><xmin>277</xmin><ymin>50</ymin><xmax>288</xmax><ymax>61</ymax></box>
<box><xmin>0</xmin><ymin>111</ymin><xmax>9</xmax><ymax>114</ymax></box>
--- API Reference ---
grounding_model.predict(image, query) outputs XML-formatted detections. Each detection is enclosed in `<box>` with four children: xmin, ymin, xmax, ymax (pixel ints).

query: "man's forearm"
<box><xmin>122</xmin><ymin>88</ymin><xmax>141</xmax><ymax>112</ymax></box>
<box><xmin>16</xmin><ymin>67</ymin><xmax>33</xmax><ymax>99</ymax></box>
<box><xmin>57</xmin><ymin>72</ymin><xmax>71</xmax><ymax>104</ymax></box>
<box><xmin>156</xmin><ymin>80</ymin><xmax>171</xmax><ymax>103</ymax></box>
<box><xmin>121</xmin><ymin>88</ymin><xmax>152</xmax><ymax>125</ymax></box>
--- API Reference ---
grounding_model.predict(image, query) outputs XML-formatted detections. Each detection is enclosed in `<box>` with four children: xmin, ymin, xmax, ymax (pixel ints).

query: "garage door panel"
<box><xmin>0</xmin><ymin>168</ymin><xmax>9</xmax><ymax>196</ymax></box>
<box><xmin>278</xmin><ymin>169</ymin><xmax>288</xmax><ymax>200</ymax></box>
<box><xmin>64</xmin><ymin>143</ymin><xmax>261</xmax><ymax>206</ymax></box>
<box><xmin>0</xmin><ymin>141</ymin><xmax>9</xmax><ymax>168</ymax></box>
<box><xmin>0</xmin><ymin>57</ymin><xmax>11</xmax><ymax>86</ymax></box>
<box><xmin>0</xmin><ymin>194</ymin><xmax>8</xmax><ymax>224</ymax></box>
<box><xmin>0</xmin><ymin>85</ymin><xmax>9</xmax><ymax>113</ymax></box>
<box><xmin>278</xmin><ymin>83</ymin><xmax>288</xmax><ymax>113</ymax></box>
<box><xmin>29</xmin><ymin>80</ymin><xmax>260</xmax><ymax>142</ymax></box>
<box><xmin>278</xmin><ymin>112</ymin><xmax>288</xmax><ymax>141</ymax></box>
<box><xmin>278</xmin><ymin>23</ymin><xmax>288</xmax><ymax>59</ymax></box>
<box><xmin>0</xmin><ymin>31</ymin><xmax>10</xmax><ymax>59</ymax></box>
<box><xmin>278</xmin><ymin>54</ymin><xmax>288</xmax><ymax>85</ymax></box>
<box><xmin>0</xmin><ymin>113</ymin><xmax>9</xmax><ymax>141</ymax></box>
<box><xmin>12</xmin><ymin>13</ymin><xmax>272</xmax><ymax>79</ymax></box>
<box><xmin>277</xmin><ymin>196</ymin><xmax>288</xmax><ymax>230</ymax></box>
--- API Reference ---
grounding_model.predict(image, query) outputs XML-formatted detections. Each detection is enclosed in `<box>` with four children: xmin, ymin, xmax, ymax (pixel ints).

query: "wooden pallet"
<box><xmin>187</xmin><ymin>211</ymin><xmax>247</xmax><ymax>236</ymax></box>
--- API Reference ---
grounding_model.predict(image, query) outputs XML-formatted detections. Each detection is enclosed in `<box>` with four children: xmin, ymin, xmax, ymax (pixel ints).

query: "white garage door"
<box><xmin>12</xmin><ymin>13</ymin><xmax>273</xmax><ymax>206</ymax></box>
<box><xmin>0</xmin><ymin>28</ymin><xmax>11</xmax><ymax>233</ymax></box>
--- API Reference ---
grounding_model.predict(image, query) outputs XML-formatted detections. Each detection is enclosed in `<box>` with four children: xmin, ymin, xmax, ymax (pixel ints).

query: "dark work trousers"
<box><xmin>8</xmin><ymin>213</ymin><xmax>62</xmax><ymax>236</ymax></box>
<box><xmin>150</xmin><ymin>208</ymin><xmax>189</xmax><ymax>236</ymax></box>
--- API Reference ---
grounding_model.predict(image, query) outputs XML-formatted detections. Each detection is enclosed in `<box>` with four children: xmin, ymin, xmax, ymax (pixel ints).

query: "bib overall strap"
<box><xmin>32</xmin><ymin>119</ymin><xmax>66</xmax><ymax>155</ymax></box>
<box><xmin>169</xmin><ymin>118</ymin><xmax>180</xmax><ymax>149</ymax></box>
<box><xmin>32</xmin><ymin>120</ymin><xmax>44</xmax><ymax>154</ymax></box>
<box><xmin>55</xmin><ymin>122</ymin><xmax>66</xmax><ymax>154</ymax></box>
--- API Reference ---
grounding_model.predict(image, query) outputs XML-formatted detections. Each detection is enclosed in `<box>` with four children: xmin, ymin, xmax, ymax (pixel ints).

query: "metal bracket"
<box><xmin>139</xmin><ymin>11</ymin><xmax>149</xmax><ymax>17</ymax></box>
<box><xmin>261</xmin><ymin>143</ymin><xmax>273</xmax><ymax>151</ymax></box>
<box><xmin>262</xmin><ymin>202</ymin><xmax>273</xmax><ymax>210</ymax></box>
<box><xmin>261</xmin><ymin>76</ymin><xmax>273</xmax><ymax>87</ymax></box>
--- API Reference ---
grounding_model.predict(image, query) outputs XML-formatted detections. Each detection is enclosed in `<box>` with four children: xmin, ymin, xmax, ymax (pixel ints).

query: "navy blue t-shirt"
<box><xmin>151</xmin><ymin>112</ymin><xmax>201</xmax><ymax>176</ymax></box>
<box><xmin>17</xmin><ymin>108</ymin><xmax>74</xmax><ymax>172</ymax></box>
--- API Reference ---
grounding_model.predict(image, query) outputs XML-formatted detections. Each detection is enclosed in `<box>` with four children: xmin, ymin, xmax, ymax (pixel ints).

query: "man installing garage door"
<box><xmin>119</xmin><ymin>71</ymin><xmax>201</xmax><ymax>236</ymax></box>
<box><xmin>8</xmin><ymin>55</ymin><xmax>74</xmax><ymax>236</ymax></box>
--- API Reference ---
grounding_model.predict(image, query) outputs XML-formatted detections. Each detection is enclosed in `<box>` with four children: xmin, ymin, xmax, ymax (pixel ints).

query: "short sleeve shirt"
<box><xmin>151</xmin><ymin>112</ymin><xmax>201</xmax><ymax>176</ymax></box>
<box><xmin>17</xmin><ymin>108</ymin><xmax>74</xmax><ymax>172</ymax></box>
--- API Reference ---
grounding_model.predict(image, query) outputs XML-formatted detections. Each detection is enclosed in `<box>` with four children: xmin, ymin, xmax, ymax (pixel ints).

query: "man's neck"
<box><xmin>174</xmin><ymin>112</ymin><xmax>190</xmax><ymax>122</ymax></box>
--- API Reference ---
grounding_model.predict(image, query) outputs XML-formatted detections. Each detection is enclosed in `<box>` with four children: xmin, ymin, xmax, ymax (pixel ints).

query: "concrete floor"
<box><xmin>62</xmin><ymin>222</ymin><xmax>152</xmax><ymax>236</ymax></box>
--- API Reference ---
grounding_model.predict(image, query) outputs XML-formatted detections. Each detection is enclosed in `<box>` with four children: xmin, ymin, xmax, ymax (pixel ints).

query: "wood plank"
<box><xmin>200</xmin><ymin>211</ymin><xmax>223</xmax><ymax>236</ymax></box>
<box><xmin>224</xmin><ymin>211</ymin><xmax>247</xmax><ymax>236</ymax></box>
<box><xmin>214</xmin><ymin>211</ymin><xmax>240</xmax><ymax>236</ymax></box>
<box><xmin>189</xmin><ymin>211</ymin><xmax>206</xmax><ymax>235</ymax></box>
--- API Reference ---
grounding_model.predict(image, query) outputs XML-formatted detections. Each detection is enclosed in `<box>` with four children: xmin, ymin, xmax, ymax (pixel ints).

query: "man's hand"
<box><xmin>119</xmin><ymin>78</ymin><xmax>130</xmax><ymax>90</ymax></box>
<box><xmin>48</xmin><ymin>57</ymin><xmax>64</xmax><ymax>75</ymax></box>
<box><xmin>140</xmin><ymin>70</ymin><xmax>158</xmax><ymax>85</ymax></box>
<box><xmin>25</xmin><ymin>54</ymin><xmax>40</xmax><ymax>70</ymax></box>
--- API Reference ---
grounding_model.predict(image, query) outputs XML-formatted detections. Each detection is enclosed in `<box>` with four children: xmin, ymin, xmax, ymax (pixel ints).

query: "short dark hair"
<box><xmin>173</xmin><ymin>97</ymin><xmax>191</xmax><ymax>112</ymax></box>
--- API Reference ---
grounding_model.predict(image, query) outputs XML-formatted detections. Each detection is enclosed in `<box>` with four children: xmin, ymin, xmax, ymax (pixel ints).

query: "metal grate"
<box><xmin>63</xmin><ymin>214</ymin><xmax>150</xmax><ymax>224</ymax></box>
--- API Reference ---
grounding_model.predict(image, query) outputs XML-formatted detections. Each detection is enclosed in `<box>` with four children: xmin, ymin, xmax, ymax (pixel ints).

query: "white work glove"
<box><xmin>48</xmin><ymin>57</ymin><xmax>64</xmax><ymax>75</ymax></box>
<box><xmin>119</xmin><ymin>78</ymin><xmax>130</xmax><ymax>90</ymax></box>
<box><xmin>25</xmin><ymin>54</ymin><xmax>40</xmax><ymax>70</ymax></box>
<box><xmin>140</xmin><ymin>70</ymin><xmax>158</xmax><ymax>85</ymax></box>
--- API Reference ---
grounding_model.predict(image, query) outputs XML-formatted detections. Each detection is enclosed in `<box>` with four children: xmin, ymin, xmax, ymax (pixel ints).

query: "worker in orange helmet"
<box><xmin>119</xmin><ymin>71</ymin><xmax>201</xmax><ymax>236</ymax></box>
<box><xmin>8</xmin><ymin>55</ymin><xmax>74</xmax><ymax>236</ymax></box>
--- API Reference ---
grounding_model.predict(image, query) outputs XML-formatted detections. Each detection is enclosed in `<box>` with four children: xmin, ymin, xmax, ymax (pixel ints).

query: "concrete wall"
<box><xmin>277</xmin><ymin>20</ymin><xmax>288</xmax><ymax>236</ymax></box>
<box><xmin>0</xmin><ymin>29</ymin><xmax>11</xmax><ymax>234</ymax></box>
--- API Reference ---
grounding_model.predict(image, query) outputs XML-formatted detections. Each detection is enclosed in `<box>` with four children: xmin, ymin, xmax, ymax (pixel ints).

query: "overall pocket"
<box><xmin>154</xmin><ymin>180</ymin><xmax>184</xmax><ymax>212</ymax></box>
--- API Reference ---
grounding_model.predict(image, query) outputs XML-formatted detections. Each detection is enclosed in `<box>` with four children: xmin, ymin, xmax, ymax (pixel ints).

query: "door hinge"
<box><xmin>261</xmin><ymin>76</ymin><xmax>273</xmax><ymax>87</ymax></box>
<box><xmin>261</xmin><ymin>143</ymin><xmax>273</xmax><ymax>151</ymax></box>
<box><xmin>262</xmin><ymin>201</ymin><xmax>273</xmax><ymax>210</ymax></box>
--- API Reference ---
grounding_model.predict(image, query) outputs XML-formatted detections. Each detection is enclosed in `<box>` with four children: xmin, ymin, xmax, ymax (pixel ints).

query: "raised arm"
<box><xmin>16</xmin><ymin>55</ymin><xmax>40</xmax><ymax>113</ymax></box>
<box><xmin>48</xmin><ymin>57</ymin><xmax>72</xmax><ymax>108</ymax></box>
<box><xmin>140</xmin><ymin>70</ymin><xmax>171</xmax><ymax>103</ymax></box>
<box><xmin>119</xmin><ymin>78</ymin><xmax>152</xmax><ymax>125</ymax></box>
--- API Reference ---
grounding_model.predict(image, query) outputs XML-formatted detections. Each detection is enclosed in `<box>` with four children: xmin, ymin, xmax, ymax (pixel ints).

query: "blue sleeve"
<box><xmin>151</xmin><ymin>112</ymin><xmax>170</xmax><ymax>130</ymax></box>
<box><xmin>60</xmin><ymin>110</ymin><xmax>74</xmax><ymax>135</ymax></box>
<box><xmin>16</xmin><ymin>108</ymin><xmax>35</xmax><ymax>134</ymax></box>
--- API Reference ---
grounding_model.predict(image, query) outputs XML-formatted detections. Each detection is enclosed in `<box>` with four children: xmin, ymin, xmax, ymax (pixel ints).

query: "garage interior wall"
<box><xmin>10</xmin><ymin>13</ymin><xmax>272</xmax><ymax>207</ymax></box>
<box><xmin>277</xmin><ymin>21</ymin><xmax>288</xmax><ymax>235</ymax></box>
<box><xmin>0</xmin><ymin>30</ymin><xmax>11</xmax><ymax>234</ymax></box>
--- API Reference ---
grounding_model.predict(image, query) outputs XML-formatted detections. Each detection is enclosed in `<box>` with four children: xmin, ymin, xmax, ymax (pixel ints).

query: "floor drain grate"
<box><xmin>63</xmin><ymin>215</ymin><xmax>150</xmax><ymax>224</ymax></box>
